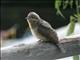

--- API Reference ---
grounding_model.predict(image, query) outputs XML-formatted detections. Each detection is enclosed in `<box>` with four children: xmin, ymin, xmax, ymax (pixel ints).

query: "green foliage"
<box><xmin>54</xmin><ymin>0</ymin><xmax>80</xmax><ymax>60</ymax></box>
<box><xmin>77</xmin><ymin>14</ymin><xmax>80</xmax><ymax>23</ymax></box>
<box><xmin>63</xmin><ymin>0</ymin><xmax>73</xmax><ymax>9</ymax></box>
<box><xmin>69</xmin><ymin>0</ymin><xmax>73</xmax><ymax>8</ymax></box>
<box><xmin>75</xmin><ymin>0</ymin><xmax>80</xmax><ymax>24</ymax></box>
<box><xmin>55</xmin><ymin>0</ymin><xmax>65</xmax><ymax>18</ymax></box>
<box><xmin>63</xmin><ymin>0</ymin><xmax>69</xmax><ymax>9</ymax></box>
<box><xmin>74</xmin><ymin>14</ymin><xmax>80</xmax><ymax>24</ymax></box>
<box><xmin>67</xmin><ymin>16</ymin><xmax>75</xmax><ymax>36</ymax></box>
<box><xmin>55</xmin><ymin>0</ymin><xmax>80</xmax><ymax>24</ymax></box>
<box><xmin>73</xmin><ymin>55</ymin><xmax>80</xmax><ymax>60</ymax></box>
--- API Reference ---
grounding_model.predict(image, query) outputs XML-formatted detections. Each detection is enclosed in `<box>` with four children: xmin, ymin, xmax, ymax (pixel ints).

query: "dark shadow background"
<box><xmin>1</xmin><ymin>0</ymin><xmax>76</xmax><ymax>38</ymax></box>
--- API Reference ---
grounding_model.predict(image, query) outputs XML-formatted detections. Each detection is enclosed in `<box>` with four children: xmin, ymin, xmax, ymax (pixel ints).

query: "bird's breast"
<box><xmin>28</xmin><ymin>20</ymin><xmax>47</xmax><ymax>41</ymax></box>
<box><xmin>30</xmin><ymin>27</ymin><xmax>47</xmax><ymax>41</ymax></box>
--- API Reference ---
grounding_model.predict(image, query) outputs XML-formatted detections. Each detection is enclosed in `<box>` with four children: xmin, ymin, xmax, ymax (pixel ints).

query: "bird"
<box><xmin>25</xmin><ymin>12</ymin><xmax>60</xmax><ymax>49</ymax></box>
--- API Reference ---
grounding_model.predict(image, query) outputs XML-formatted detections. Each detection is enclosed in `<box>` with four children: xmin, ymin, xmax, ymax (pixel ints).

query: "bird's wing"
<box><xmin>40</xmin><ymin>19</ymin><xmax>52</xmax><ymax>29</ymax></box>
<box><xmin>38</xmin><ymin>20</ymin><xmax>58</xmax><ymax>44</ymax></box>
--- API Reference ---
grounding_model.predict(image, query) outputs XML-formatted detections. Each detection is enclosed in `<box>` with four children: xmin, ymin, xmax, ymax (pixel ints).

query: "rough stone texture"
<box><xmin>1</xmin><ymin>35</ymin><xmax>80</xmax><ymax>60</ymax></box>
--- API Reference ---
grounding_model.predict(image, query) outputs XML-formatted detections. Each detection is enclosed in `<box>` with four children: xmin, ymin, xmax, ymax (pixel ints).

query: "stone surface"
<box><xmin>1</xmin><ymin>36</ymin><xmax>80</xmax><ymax>60</ymax></box>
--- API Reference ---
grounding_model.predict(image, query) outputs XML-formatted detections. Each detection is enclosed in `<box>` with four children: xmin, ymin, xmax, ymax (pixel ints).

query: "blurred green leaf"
<box><xmin>77</xmin><ymin>13</ymin><xmax>80</xmax><ymax>24</ymax></box>
<box><xmin>69</xmin><ymin>0</ymin><xmax>73</xmax><ymax>8</ymax></box>
<box><xmin>55</xmin><ymin>0</ymin><xmax>79</xmax><ymax>60</ymax></box>
<box><xmin>63</xmin><ymin>0</ymin><xmax>69</xmax><ymax>9</ymax></box>
<box><xmin>75</xmin><ymin>0</ymin><xmax>80</xmax><ymax>24</ymax></box>
<box><xmin>67</xmin><ymin>16</ymin><xmax>75</xmax><ymax>36</ymax></box>
<box><xmin>55</xmin><ymin>0</ymin><xmax>65</xmax><ymax>18</ymax></box>
<box><xmin>74</xmin><ymin>13</ymin><xmax>80</xmax><ymax>24</ymax></box>
<box><xmin>74</xmin><ymin>14</ymin><xmax>78</xmax><ymax>17</ymax></box>
<box><xmin>73</xmin><ymin>55</ymin><xmax>79</xmax><ymax>60</ymax></box>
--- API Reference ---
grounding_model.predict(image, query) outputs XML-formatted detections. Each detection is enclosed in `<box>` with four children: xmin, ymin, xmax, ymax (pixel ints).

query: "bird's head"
<box><xmin>25</xmin><ymin>12</ymin><xmax>41</xmax><ymax>27</ymax></box>
<box><xmin>25</xmin><ymin>12</ymin><xmax>40</xmax><ymax>22</ymax></box>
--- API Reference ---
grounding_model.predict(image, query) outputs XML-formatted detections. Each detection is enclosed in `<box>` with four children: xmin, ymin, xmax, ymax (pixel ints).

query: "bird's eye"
<box><xmin>31</xmin><ymin>16</ymin><xmax>38</xmax><ymax>19</ymax></box>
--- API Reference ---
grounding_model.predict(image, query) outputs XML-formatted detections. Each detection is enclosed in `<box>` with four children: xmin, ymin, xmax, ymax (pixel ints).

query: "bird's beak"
<box><xmin>25</xmin><ymin>17</ymin><xmax>27</xmax><ymax>20</ymax></box>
